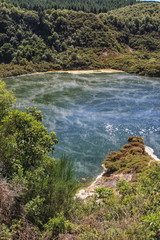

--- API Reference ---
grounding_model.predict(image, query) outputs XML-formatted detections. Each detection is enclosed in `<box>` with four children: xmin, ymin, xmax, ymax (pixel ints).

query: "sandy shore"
<box><xmin>34</xmin><ymin>69</ymin><xmax>123</xmax><ymax>75</ymax></box>
<box><xmin>65</xmin><ymin>69</ymin><xmax>124</xmax><ymax>74</ymax></box>
<box><xmin>76</xmin><ymin>146</ymin><xmax>160</xmax><ymax>200</ymax></box>
<box><xmin>20</xmin><ymin>68</ymin><xmax>123</xmax><ymax>77</ymax></box>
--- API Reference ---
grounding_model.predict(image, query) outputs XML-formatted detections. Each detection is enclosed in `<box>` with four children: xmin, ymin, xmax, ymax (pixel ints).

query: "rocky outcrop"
<box><xmin>76</xmin><ymin>137</ymin><xmax>160</xmax><ymax>201</ymax></box>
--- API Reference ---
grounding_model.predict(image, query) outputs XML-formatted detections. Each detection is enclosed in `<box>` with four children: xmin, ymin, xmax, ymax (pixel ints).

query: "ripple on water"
<box><xmin>4</xmin><ymin>73</ymin><xmax>160</xmax><ymax>179</ymax></box>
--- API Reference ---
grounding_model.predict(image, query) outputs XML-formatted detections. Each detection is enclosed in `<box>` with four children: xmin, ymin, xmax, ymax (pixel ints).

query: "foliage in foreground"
<box><xmin>0</xmin><ymin>80</ymin><xmax>78</xmax><ymax>238</ymax></box>
<box><xmin>66</xmin><ymin>163</ymin><xmax>160</xmax><ymax>240</ymax></box>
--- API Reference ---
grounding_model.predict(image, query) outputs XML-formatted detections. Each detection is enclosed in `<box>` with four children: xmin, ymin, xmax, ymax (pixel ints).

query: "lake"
<box><xmin>4</xmin><ymin>72</ymin><xmax>160</xmax><ymax>180</ymax></box>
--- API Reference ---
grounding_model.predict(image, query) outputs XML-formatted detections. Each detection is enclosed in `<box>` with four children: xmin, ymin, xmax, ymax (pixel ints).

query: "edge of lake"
<box><xmin>4</xmin><ymin>69</ymin><xmax>124</xmax><ymax>78</ymax></box>
<box><xmin>76</xmin><ymin>145</ymin><xmax>160</xmax><ymax>200</ymax></box>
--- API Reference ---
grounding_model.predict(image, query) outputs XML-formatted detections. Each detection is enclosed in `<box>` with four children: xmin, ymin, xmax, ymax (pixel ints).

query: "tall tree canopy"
<box><xmin>6</xmin><ymin>0</ymin><xmax>138</xmax><ymax>13</ymax></box>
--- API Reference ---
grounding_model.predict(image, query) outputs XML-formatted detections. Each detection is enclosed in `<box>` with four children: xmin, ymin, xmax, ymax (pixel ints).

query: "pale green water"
<box><xmin>4</xmin><ymin>72</ymin><xmax>160</xmax><ymax>180</ymax></box>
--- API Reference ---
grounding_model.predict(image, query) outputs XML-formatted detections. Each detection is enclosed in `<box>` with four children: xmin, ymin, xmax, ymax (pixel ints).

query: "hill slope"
<box><xmin>0</xmin><ymin>1</ymin><xmax>160</xmax><ymax>77</ymax></box>
<box><xmin>6</xmin><ymin>0</ymin><xmax>138</xmax><ymax>13</ymax></box>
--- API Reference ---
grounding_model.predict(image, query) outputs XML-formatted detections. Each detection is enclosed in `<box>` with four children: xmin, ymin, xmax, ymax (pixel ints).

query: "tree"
<box><xmin>0</xmin><ymin>80</ymin><xmax>78</xmax><ymax>229</ymax></box>
<box><xmin>0</xmin><ymin>106</ymin><xmax>58</xmax><ymax>179</ymax></box>
<box><xmin>0</xmin><ymin>43</ymin><xmax>14</xmax><ymax>63</ymax></box>
<box><xmin>0</xmin><ymin>80</ymin><xmax>15</xmax><ymax>120</ymax></box>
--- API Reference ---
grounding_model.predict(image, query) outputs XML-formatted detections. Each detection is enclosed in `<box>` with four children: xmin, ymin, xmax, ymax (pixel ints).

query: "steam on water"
<box><xmin>4</xmin><ymin>72</ymin><xmax>160</xmax><ymax>179</ymax></box>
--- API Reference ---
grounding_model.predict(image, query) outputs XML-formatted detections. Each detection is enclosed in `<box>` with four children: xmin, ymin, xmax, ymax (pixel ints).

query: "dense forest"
<box><xmin>1</xmin><ymin>82</ymin><xmax>160</xmax><ymax>239</ymax></box>
<box><xmin>6</xmin><ymin>0</ymin><xmax>138</xmax><ymax>13</ymax></box>
<box><xmin>0</xmin><ymin>1</ymin><xmax>159</xmax><ymax>77</ymax></box>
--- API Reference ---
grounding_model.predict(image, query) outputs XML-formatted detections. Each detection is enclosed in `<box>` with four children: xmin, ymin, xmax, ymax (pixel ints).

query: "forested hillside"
<box><xmin>6</xmin><ymin>0</ymin><xmax>138</xmax><ymax>13</ymax></box>
<box><xmin>0</xmin><ymin>1</ymin><xmax>160</xmax><ymax>77</ymax></box>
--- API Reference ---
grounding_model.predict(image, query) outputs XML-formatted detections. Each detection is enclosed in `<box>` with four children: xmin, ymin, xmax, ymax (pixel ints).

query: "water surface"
<box><xmin>4</xmin><ymin>72</ymin><xmax>160</xmax><ymax>179</ymax></box>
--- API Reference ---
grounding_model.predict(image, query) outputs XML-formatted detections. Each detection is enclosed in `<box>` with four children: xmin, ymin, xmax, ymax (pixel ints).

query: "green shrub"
<box><xmin>103</xmin><ymin>136</ymin><xmax>151</xmax><ymax>174</ymax></box>
<box><xmin>43</xmin><ymin>212</ymin><xmax>72</xmax><ymax>238</ymax></box>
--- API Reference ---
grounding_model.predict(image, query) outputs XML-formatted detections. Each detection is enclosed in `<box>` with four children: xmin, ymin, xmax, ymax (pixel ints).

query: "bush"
<box><xmin>103</xmin><ymin>136</ymin><xmax>151</xmax><ymax>174</ymax></box>
<box><xmin>43</xmin><ymin>212</ymin><xmax>72</xmax><ymax>238</ymax></box>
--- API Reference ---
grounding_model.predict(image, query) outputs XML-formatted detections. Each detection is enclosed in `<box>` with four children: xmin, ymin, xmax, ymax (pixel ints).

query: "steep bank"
<box><xmin>76</xmin><ymin>137</ymin><xmax>160</xmax><ymax>200</ymax></box>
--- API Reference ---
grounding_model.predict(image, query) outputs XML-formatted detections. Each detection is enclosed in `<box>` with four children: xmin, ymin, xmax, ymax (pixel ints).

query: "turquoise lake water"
<box><xmin>4</xmin><ymin>72</ymin><xmax>160</xmax><ymax>180</ymax></box>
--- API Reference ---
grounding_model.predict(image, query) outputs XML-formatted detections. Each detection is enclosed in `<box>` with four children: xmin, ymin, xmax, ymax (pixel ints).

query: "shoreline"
<box><xmin>37</xmin><ymin>69</ymin><xmax>124</xmax><ymax>75</ymax></box>
<box><xmin>5</xmin><ymin>68</ymin><xmax>124</xmax><ymax>78</ymax></box>
<box><xmin>75</xmin><ymin>171</ymin><xmax>105</xmax><ymax>200</ymax></box>
<box><xmin>76</xmin><ymin>146</ymin><xmax>160</xmax><ymax>200</ymax></box>
<box><xmin>145</xmin><ymin>146</ymin><xmax>160</xmax><ymax>162</ymax></box>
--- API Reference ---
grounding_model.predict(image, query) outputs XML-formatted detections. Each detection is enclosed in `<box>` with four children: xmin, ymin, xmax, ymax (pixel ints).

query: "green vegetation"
<box><xmin>0</xmin><ymin>1</ymin><xmax>160</xmax><ymax>77</ymax></box>
<box><xmin>103</xmin><ymin>136</ymin><xmax>151</xmax><ymax>174</ymax></box>
<box><xmin>66</xmin><ymin>162</ymin><xmax>160</xmax><ymax>239</ymax></box>
<box><xmin>0</xmin><ymin>80</ymin><xmax>78</xmax><ymax>238</ymax></box>
<box><xmin>6</xmin><ymin>0</ymin><xmax>138</xmax><ymax>14</ymax></box>
<box><xmin>1</xmin><ymin>80</ymin><xmax>160</xmax><ymax>239</ymax></box>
